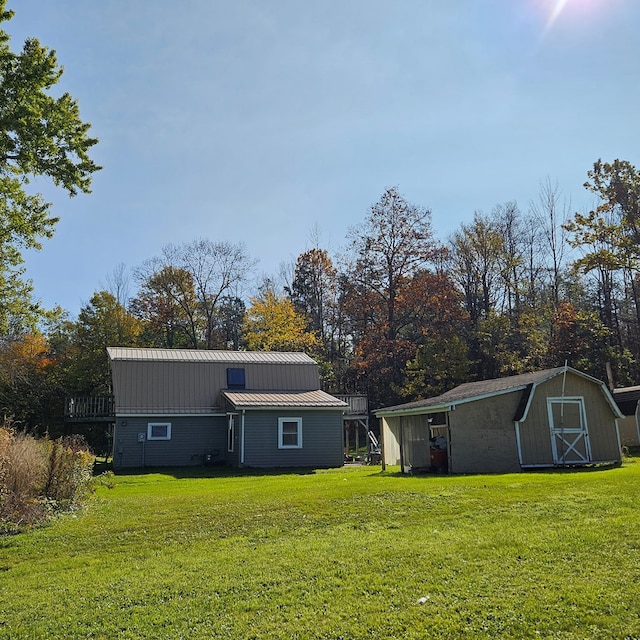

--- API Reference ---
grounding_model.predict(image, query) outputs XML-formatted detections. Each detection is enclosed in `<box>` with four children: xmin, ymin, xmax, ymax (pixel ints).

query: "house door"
<box><xmin>547</xmin><ymin>398</ymin><xmax>592</xmax><ymax>465</ymax></box>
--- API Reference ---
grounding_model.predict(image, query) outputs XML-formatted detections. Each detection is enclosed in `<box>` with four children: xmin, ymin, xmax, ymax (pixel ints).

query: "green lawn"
<box><xmin>2</xmin><ymin>458</ymin><xmax>640</xmax><ymax>639</ymax></box>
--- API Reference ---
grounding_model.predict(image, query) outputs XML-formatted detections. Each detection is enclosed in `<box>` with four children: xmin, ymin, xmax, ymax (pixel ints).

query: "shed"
<box><xmin>375</xmin><ymin>367</ymin><xmax>623</xmax><ymax>474</ymax></box>
<box><xmin>612</xmin><ymin>386</ymin><xmax>640</xmax><ymax>447</ymax></box>
<box><xmin>108</xmin><ymin>347</ymin><xmax>347</xmax><ymax>469</ymax></box>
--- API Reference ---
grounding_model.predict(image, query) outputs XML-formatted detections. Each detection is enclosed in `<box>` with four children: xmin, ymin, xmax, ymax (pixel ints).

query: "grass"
<box><xmin>2</xmin><ymin>459</ymin><xmax>640</xmax><ymax>639</ymax></box>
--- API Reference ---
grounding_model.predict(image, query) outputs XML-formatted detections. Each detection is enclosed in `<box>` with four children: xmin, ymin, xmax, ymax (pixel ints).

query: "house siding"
<box><xmin>449</xmin><ymin>393</ymin><xmax>521</xmax><ymax>474</ymax></box>
<box><xmin>519</xmin><ymin>374</ymin><xmax>621</xmax><ymax>465</ymax></box>
<box><xmin>112</xmin><ymin>415</ymin><xmax>227</xmax><ymax>468</ymax></box>
<box><xmin>111</xmin><ymin>360</ymin><xmax>320</xmax><ymax>413</ymax></box>
<box><xmin>242</xmin><ymin>409</ymin><xmax>343</xmax><ymax>468</ymax></box>
<box><xmin>618</xmin><ymin>414</ymin><xmax>640</xmax><ymax>447</ymax></box>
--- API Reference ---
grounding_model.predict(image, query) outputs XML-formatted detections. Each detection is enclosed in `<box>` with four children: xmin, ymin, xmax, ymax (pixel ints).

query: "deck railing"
<box><xmin>64</xmin><ymin>396</ymin><xmax>115</xmax><ymax>421</ymax></box>
<box><xmin>335</xmin><ymin>394</ymin><xmax>368</xmax><ymax>416</ymax></box>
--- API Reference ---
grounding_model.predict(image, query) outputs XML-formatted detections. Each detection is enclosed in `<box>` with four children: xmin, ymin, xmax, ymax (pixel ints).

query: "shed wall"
<box><xmin>242</xmin><ymin>409</ymin><xmax>343</xmax><ymax>468</ymax></box>
<box><xmin>519</xmin><ymin>373</ymin><xmax>621</xmax><ymax>465</ymax></box>
<box><xmin>381</xmin><ymin>417</ymin><xmax>401</xmax><ymax>466</ymax></box>
<box><xmin>112</xmin><ymin>415</ymin><xmax>227</xmax><ymax>468</ymax></box>
<box><xmin>397</xmin><ymin>414</ymin><xmax>431</xmax><ymax>470</ymax></box>
<box><xmin>449</xmin><ymin>393</ymin><xmax>521</xmax><ymax>474</ymax></box>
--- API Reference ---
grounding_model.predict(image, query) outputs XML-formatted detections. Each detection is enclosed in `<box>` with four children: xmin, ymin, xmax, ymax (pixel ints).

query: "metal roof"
<box><xmin>612</xmin><ymin>386</ymin><xmax>640</xmax><ymax>415</ymax></box>
<box><xmin>222</xmin><ymin>389</ymin><xmax>348</xmax><ymax>409</ymax></box>
<box><xmin>107</xmin><ymin>347</ymin><xmax>317</xmax><ymax>365</ymax></box>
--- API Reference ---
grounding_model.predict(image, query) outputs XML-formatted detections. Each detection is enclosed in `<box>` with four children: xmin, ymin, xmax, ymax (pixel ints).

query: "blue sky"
<box><xmin>8</xmin><ymin>0</ymin><xmax>640</xmax><ymax>316</ymax></box>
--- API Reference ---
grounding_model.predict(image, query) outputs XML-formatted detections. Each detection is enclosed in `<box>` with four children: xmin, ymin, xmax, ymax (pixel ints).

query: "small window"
<box><xmin>227</xmin><ymin>368</ymin><xmax>246</xmax><ymax>390</ymax></box>
<box><xmin>147</xmin><ymin>422</ymin><xmax>171</xmax><ymax>440</ymax></box>
<box><xmin>278</xmin><ymin>417</ymin><xmax>302</xmax><ymax>449</ymax></box>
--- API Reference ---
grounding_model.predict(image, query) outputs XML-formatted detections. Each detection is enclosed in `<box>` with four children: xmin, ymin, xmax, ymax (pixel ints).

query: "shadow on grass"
<box><xmin>110</xmin><ymin>464</ymin><xmax>325</xmax><ymax>479</ymax></box>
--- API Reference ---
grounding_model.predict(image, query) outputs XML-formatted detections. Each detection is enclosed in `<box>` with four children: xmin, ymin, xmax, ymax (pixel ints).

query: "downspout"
<box><xmin>240</xmin><ymin>409</ymin><xmax>246</xmax><ymax>466</ymax></box>
<box><xmin>380</xmin><ymin>416</ymin><xmax>386</xmax><ymax>472</ymax></box>
<box><xmin>446</xmin><ymin>409</ymin><xmax>452</xmax><ymax>473</ymax></box>
<box><xmin>399</xmin><ymin>416</ymin><xmax>405</xmax><ymax>473</ymax></box>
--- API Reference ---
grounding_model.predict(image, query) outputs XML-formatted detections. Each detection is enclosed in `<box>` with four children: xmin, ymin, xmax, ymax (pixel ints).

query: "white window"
<box><xmin>147</xmin><ymin>422</ymin><xmax>171</xmax><ymax>440</ymax></box>
<box><xmin>278</xmin><ymin>417</ymin><xmax>303</xmax><ymax>449</ymax></box>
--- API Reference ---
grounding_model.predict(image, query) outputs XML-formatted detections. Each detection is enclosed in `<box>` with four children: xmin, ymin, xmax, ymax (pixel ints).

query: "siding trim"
<box><xmin>116</xmin><ymin>412</ymin><xmax>227</xmax><ymax>418</ymax></box>
<box><xmin>514</xmin><ymin>421</ymin><xmax>524</xmax><ymax>467</ymax></box>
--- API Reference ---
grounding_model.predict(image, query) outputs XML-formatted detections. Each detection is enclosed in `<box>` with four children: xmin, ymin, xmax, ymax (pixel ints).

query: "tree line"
<box><xmin>0</xmin><ymin>1</ymin><xmax>639</xmax><ymax>439</ymax></box>
<box><xmin>3</xmin><ymin>160</ymin><xmax>640</xmax><ymax>439</ymax></box>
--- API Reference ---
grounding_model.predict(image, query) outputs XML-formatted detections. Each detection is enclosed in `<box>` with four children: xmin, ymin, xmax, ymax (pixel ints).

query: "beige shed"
<box><xmin>375</xmin><ymin>367</ymin><xmax>623</xmax><ymax>474</ymax></box>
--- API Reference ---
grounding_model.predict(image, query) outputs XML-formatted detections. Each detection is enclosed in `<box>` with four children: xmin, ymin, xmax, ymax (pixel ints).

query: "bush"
<box><xmin>0</xmin><ymin>422</ymin><xmax>95</xmax><ymax>532</ymax></box>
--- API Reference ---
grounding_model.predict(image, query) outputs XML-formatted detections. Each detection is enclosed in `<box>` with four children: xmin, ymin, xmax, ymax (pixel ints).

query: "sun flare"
<box><xmin>542</xmin><ymin>0</ymin><xmax>605</xmax><ymax>34</ymax></box>
<box><xmin>546</xmin><ymin>0</ymin><xmax>571</xmax><ymax>30</ymax></box>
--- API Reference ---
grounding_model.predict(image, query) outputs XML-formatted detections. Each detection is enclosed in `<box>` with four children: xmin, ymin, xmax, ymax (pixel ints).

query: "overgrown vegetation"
<box><xmin>2</xmin><ymin>461</ymin><xmax>640</xmax><ymax>638</ymax></box>
<box><xmin>0</xmin><ymin>423</ymin><xmax>94</xmax><ymax>533</ymax></box>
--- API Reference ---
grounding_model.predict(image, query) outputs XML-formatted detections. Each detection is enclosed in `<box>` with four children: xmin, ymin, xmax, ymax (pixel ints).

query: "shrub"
<box><xmin>0</xmin><ymin>422</ymin><xmax>95</xmax><ymax>532</ymax></box>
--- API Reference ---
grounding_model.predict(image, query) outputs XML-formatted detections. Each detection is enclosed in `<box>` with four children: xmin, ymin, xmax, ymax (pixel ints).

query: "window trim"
<box><xmin>278</xmin><ymin>417</ymin><xmax>303</xmax><ymax>449</ymax></box>
<box><xmin>147</xmin><ymin>422</ymin><xmax>172</xmax><ymax>441</ymax></box>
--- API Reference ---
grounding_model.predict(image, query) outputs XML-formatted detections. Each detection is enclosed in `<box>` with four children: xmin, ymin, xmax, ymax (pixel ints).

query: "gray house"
<box><xmin>376</xmin><ymin>367</ymin><xmax>623</xmax><ymax>474</ymax></box>
<box><xmin>107</xmin><ymin>347</ymin><xmax>347</xmax><ymax>469</ymax></box>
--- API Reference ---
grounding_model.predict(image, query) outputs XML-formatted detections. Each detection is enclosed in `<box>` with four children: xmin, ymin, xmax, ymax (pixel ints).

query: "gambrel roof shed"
<box><xmin>376</xmin><ymin>367</ymin><xmax>623</xmax><ymax>474</ymax></box>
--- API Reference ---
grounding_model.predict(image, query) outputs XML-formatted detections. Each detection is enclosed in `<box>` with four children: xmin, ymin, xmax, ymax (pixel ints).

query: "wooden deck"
<box><xmin>64</xmin><ymin>396</ymin><xmax>115</xmax><ymax>422</ymax></box>
<box><xmin>335</xmin><ymin>394</ymin><xmax>368</xmax><ymax>418</ymax></box>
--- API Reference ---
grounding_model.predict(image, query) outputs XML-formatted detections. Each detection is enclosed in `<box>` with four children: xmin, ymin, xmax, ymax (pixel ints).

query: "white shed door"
<box><xmin>547</xmin><ymin>398</ymin><xmax>592</xmax><ymax>465</ymax></box>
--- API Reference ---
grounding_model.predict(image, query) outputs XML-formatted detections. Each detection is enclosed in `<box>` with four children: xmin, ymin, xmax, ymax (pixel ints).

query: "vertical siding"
<box><xmin>618</xmin><ymin>415</ymin><xmax>640</xmax><ymax>447</ymax></box>
<box><xmin>112</xmin><ymin>415</ymin><xmax>227</xmax><ymax>468</ymax></box>
<box><xmin>519</xmin><ymin>374</ymin><xmax>621</xmax><ymax>465</ymax></box>
<box><xmin>111</xmin><ymin>360</ymin><xmax>320</xmax><ymax>412</ymax></box>
<box><xmin>242</xmin><ymin>409</ymin><xmax>343</xmax><ymax>468</ymax></box>
<box><xmin>399</xmin><ymin>415</ymin><xmax>431</xmax><ymax>470</ymax></box>
<box><xmin>382</xmin><ymin>417</ymin><xmax>401</xmax><ymax>466</ymax></box>
<box><xmin>450</xmin><ymin>393</ymin><xmax>521</xmax><ymax>474</ymax></box>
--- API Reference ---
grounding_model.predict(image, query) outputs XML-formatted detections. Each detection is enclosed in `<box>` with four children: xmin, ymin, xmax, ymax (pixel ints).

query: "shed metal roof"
<box><xmin>222</xmin><ymin>389</ymin><xmax>348</xmax><ymax>410</ymax></box>
<box><xmin>107</xmin><ymin>347</ymin><xmax>317</xmax><ymax>365</ymax></box>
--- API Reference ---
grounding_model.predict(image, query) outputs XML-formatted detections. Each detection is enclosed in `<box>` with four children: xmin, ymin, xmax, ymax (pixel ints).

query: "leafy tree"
<box><xmin>563</xmin><ymin>160</ymin><xmax>640</xmax><ymax>375</ymax></box>
<box><xmin>67</xmin><ymin>291</ymin><xmax>142</xmax><ymax>395</ymax></box>
<box><xmin>342</xmin><ymin>187</ymin><xmax>441</xmax><ymax>407</ymax></box>
<box><xmin>130</xmin><ymin>266</ymin><xmax>197</xmax><ymax>348</ymax></box>
<box><xmin>0</xmin><ymin>3</ymin><xmax>100</xmax><ymax>334</ymax></box>
<box><xmin>243</xmin><ymin>289</ymin><xmax>317</xmax><ymax>353</ymax></box>
<box><xmin>346</xmin><ymin>187</ymin><xmax>436</xmax><ymax>343</ymax></box>
<box><xmin>214</xmin><ymin>295</ymin><xmax>245</xmax><ymax>350</ymax></box>
<box><xmin>287</xmin><ymin>247</ymin><xmax>350</xmax><ymax>389</ymax></box>
<box><xmin>0</xmin><ymin>332</ymin><xmax>60</xmax><ymax>433</ymax></box>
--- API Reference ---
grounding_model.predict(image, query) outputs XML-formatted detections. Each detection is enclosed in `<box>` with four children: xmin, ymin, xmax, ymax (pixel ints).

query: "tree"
<box><xmin>135</xmin><ymin>240</ymin><xmax>256</xmax><ymax>349</ymax></box>
<box><xmin>342</xmin><ymin>187</ymin><xmax>441</xmax><ymax>407</ymax></box>
<box><xmin>0</xmin><ymin>3</ymin><xmax>100</xmax><ymax>334</ymax></box>
<box><xmin>67</xmin><ymin>291</ymin><xmax>142</xmax><ymax>395</ymax></box>
<box><xmin>130</xmin><ymin>265</ymin><xmax>198</xmax><ymax>348</ymax></box>
<box><xmin>243</xmin><ymin>288</ymin><xmax>317</xmax><ymax>353</ymax></box>
<box><xmin>0</xmin><ymin>332</ymin><xmax>59</xmax><ymax>433</ymax></box>
<box><xmin>287</xmin><ymin>247</ymin><xmax>350</xmax><ymax>388</ymax></box>
<box><xmin>530</xmin><ymin>178</ymin><xmax>571</xmax><ymax>306</ymax></box>
<box><xmin>346</xmin><ymin>187</ymin><xmax>436</xmax><ymax>343</ymax></box>
<box><xmin>563</xmin><ymin>160</ymin><xmax>640</xmax><ymax>372</ymax></box>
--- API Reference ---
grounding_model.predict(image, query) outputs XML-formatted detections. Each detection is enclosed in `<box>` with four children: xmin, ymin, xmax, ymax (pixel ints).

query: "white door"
<box><xmin>547</xmin><ymin>398</ymin><xmax>592</xmax><ymax>465</ymax></box>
